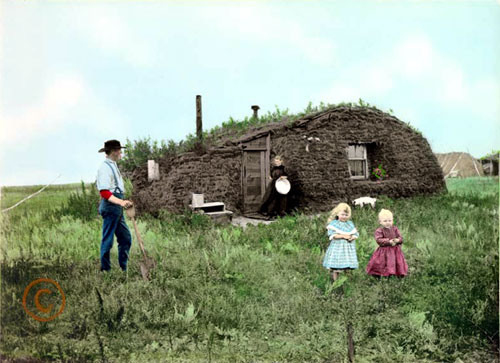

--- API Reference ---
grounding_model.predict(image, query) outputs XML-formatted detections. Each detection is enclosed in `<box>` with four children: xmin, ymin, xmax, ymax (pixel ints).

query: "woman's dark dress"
<box><xmin>259</xmin><ymin>165</ymin><xmax>288</xmax><ymax>217</ymax></box>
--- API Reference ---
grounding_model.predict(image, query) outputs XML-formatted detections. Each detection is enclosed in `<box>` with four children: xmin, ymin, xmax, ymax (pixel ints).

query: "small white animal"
<box><xmin>352</xmin><ymin>196</ymin><xmax>377</xmax><ymax>208</ymax></box>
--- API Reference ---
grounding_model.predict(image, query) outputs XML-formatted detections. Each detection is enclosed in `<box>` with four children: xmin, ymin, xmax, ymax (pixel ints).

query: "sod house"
<box><xmin>129</xmin><ymin>105</ymin><xmax>446</xmax><ymax>216</ymax></box>
<box><xmin>479</xmin><ymin>153</ymin><xmax>499</xmax><ymax>176</ymax></box>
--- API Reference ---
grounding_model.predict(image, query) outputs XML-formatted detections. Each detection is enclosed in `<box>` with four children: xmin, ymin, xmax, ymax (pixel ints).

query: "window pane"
<box><xmin>347</xmin><ymin>145</ymin><xmax>356</xmax><ymax>158</ymax></box>
<box><xmin>354</xmin><ymin>145</ymin><xmax>365</xmax><ymax>158</ymax></box>
<box><xmin>347</xmin><ymin>145</ymin><xmax>366</xmax><ymax>159</ymax></box>
<box><xmin>349</xmin><ymin>160</ymin><xmax>365</xmax><ymax>177</ymax></box>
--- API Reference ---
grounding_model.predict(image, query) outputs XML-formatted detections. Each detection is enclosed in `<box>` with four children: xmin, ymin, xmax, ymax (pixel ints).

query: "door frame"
<box><xmin>241</xmin><ymin>133</ymin><xmax>271</xmax><ymax>214</ymax></box>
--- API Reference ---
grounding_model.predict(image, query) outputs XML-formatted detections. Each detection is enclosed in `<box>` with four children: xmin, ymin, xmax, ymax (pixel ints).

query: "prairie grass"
<box><xmin>446</xmin><ymin>175</ymin><xmax>498</xmax><ymax>197</ymax></box>
<box><xmin>0</xmin><ymin>177</ymin><xmax>498</xmax><ymax>362</ymax></box>
<box><xmin>1</xmin><ymin>183</ymin><xmax>89</xmax><ymax>218</ymax></box>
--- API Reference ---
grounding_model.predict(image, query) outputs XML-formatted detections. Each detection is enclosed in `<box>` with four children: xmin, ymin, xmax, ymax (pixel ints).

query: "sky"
<box><xmin>1</xmin><ymin>0</ymin><xmax>499</xmax><ymax>186</ymax></box>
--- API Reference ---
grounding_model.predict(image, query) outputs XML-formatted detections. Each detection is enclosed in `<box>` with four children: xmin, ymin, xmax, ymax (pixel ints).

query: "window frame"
<box><xmin>346</xmin><ymin>143</ymin><xmax>369</xmax><ymax>180</ymax></box>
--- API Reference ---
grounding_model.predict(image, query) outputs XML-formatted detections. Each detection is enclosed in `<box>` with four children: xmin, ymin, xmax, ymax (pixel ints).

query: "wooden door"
<box><xmin>242</xmin><ymin>134</ymin><xmax>270</xmax><ymax>214</ymax></box>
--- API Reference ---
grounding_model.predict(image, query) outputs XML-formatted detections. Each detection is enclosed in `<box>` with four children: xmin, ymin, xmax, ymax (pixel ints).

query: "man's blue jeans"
<box><xmin>98</xmin><ymin>193</ymin><xmax>132</xmax><ymax>271</ymax></box>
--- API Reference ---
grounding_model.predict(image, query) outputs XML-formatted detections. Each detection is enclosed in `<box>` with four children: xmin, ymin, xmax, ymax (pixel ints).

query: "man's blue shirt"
<box><xmin>96</xmin><ymin>158</ymin><xmax>125</xmax><ymax>193</ymax></box>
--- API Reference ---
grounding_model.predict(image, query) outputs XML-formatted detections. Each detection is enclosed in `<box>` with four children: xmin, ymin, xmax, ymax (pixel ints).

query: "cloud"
<box><xmin>0</xmin><ymin>75</ymin><xmax>85</xmax><ymax>144</ymax></box>
<box><xmin>192</xmin><ymin>2</ymin><xmax>337</xmax><ymax>67</ymax></box>
<box><xmin>366</xmin><ymin>67</ymin><xmax>395</xmax><ymax>95</ymax></box>
<box><xmin>318</xmin><ymin>32</ymin><xmax>499</xmax><ymax>114</ymax></box>
<box><xmin>69</xmin><ymin>6</ymin><xmax>156</xmax><ymax>67</ymax></box>
<box><xmin>387</xmin><ymin>33</ymin><xmax>497</xmax><ymax>109</ymax></box>
<box><xmin>391</xmin><ymin>34</ymin><xmax>471</xmax><ymax>105</ymax></box>
<box><xmin>0</xmin><ymin>168</ymin><xmax>60</xmax><ymax>187</ymax></box>
<box><xmin>0</xmin><ymin>74</ymin><xmax>129</xmax><ymax>148</ymax></box>
<box><xmin>467</xmin><ymin>77</ymin><xmax>500</xmax><ymax>119</ymax></box>
<box><xmin>439</xmin><ymin>63</ymin><xmax>467</xmax><ymax>103</ymax></box>
<box><xmin>319</xmin><ymin>84</ymin><xmax>361</xmax><ymax>104</ymax></box>
<box><xmin>392</xmin><ymin>33</ymin><xmax>434</xmax><ymax>79</ymax></box>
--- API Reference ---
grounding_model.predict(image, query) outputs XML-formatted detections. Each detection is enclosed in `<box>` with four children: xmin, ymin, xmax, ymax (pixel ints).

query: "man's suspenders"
<box><xmin>105</xmin><ymin>162</ymin><xmax>124</xmax><ymax>194</ymax></box>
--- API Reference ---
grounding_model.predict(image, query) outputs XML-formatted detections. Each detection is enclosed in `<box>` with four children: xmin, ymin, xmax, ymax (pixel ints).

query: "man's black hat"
<box><xmin>98</xmin><ymin>140</ymin><xmax>127</xmax><ymax>153</ymax></box>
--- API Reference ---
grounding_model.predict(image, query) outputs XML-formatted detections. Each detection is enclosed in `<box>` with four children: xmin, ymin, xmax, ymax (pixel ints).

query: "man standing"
<box><xmin>96</xmin><ymin>140</ymin><xmax>134</xmax><ymax>272</ymax></box>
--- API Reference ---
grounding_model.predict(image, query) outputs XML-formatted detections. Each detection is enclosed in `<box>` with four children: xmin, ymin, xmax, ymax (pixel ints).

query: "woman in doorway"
<box><xmin>259</xmin><ymin>155</ymin><xmax>289</xmax><ymax>218</ymax></box>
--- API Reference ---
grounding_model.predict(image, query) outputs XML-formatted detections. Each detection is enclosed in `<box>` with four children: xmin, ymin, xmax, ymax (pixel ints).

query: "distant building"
<box><xmin>479</xmin><ymin>153</ymin><xmax>499</xmax><ymax>176</ymax></box>
<box><xmin>435</xmin><ymin>152</ymin><xmax>484</xmax><ymax>178</ymax></box>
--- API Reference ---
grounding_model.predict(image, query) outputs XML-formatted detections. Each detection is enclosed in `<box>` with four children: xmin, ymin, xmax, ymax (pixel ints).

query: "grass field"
<box><xmin>0</xmin><ymin>177</ymin><xmax>498</xmax><ymax>362</ymax></box>
<box><xmin>1</xmin><ymin>183</ymin><xmax>88</xmax><ymax>215</ymax></box>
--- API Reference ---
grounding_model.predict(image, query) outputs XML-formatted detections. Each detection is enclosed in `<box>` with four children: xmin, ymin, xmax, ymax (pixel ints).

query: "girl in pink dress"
<box><xmin>366</xmin><ymin>209</ymin><xmax>408</xmax><ymax>277</ymax></box>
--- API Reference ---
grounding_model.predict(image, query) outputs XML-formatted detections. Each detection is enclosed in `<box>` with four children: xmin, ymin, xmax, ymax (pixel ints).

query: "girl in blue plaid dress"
<box><xmin>322</xmin><ymin>202</ymin><xmax>359</xmax><ymax>282</ymax></box>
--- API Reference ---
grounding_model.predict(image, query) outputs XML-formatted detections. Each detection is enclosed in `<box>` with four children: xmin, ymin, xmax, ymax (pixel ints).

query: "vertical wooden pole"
<box><xmin>265</xmin><ymin>133</ymin><xmax>271</xmax><ymax>181</ymax></box>
<box><xmin>196</xmin><ymin>95</ymin><xmax>202</xmax><ymax>141</ymax></box>
<box><xmin>260</xmin><ymin>151</ymin><xmax>266</xmax><ymax>198</ymax></box>
<box><xmin>242</xmin><ymin>151</ymin><xmax>247</xmax><ymax>214</ymax></box>
<box><xmin>364</xmin><ymin>146</ymin><xmax>368</xmax><ymax>180</ymax></box>
<box><xmin>251</xmin><ymin>105</ymin><xmax>260</xmax><ymax>119</ymax></box>
<box><xmin>347</xmin><ymin>321</ymin><xmax>355</xmax><ymax>362</ymax></box>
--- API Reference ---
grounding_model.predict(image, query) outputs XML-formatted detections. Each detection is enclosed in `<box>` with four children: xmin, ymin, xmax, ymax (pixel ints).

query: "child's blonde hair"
<box><xmin>272</xmin><ymin>155</ymin><xmax>283</xmax><ymax>166</ymax></box>
<box><xmin>327</xmin><ymin>202</ymin><xmax>351</xmax><ymax>224</ymax></box>
<box><xmin>378</xmin><ymin>209</ymin><xmax>393</xmax><ymax>220</ymax></box>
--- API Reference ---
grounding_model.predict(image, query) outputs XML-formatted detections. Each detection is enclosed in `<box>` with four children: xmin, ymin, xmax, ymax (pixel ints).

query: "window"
<box><xmin>346</xmin><ymin>144</ymin><xmax>368</xmax><ymax>179</ymax></box>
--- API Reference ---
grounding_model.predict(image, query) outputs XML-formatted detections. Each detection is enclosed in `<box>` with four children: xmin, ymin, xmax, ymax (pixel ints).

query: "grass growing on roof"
<box><xmin>119</xmin><ymin>99</ymin><xmax>420</xmax><ymax>172</ymax></box>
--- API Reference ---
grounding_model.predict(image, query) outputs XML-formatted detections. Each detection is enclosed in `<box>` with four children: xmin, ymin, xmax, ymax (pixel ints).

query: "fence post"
<box><xmin>347</xmin><ymin>321</ymin><xmax>355</xmax><ymax>362</ymax></box>
<box><xmin>148</xmin><ymin>160</ymin><xmax>159</xmax><ymax>181</ymax></box>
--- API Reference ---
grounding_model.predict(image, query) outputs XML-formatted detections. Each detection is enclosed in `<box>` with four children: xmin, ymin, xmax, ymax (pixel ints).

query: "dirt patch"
<box><xmin>0</xmin><ymin>354</ymin><xmax>46</xmax><ymax>363</ymax></box>
<box><xmin>231</xmin><ymin>216</ymin><xmax>275</xmax><ymax>229</ymax></box>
